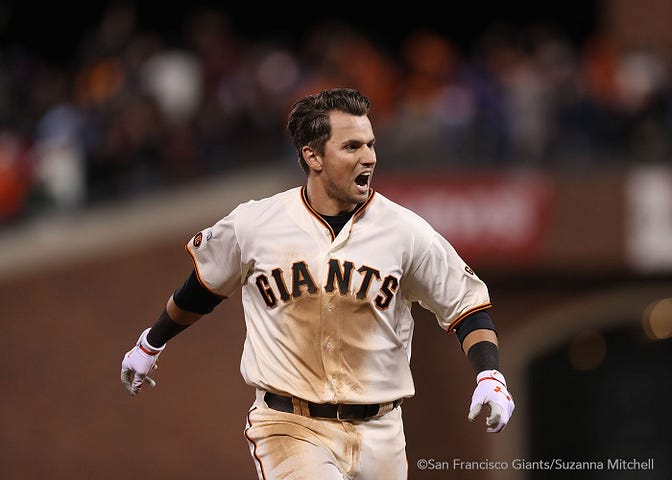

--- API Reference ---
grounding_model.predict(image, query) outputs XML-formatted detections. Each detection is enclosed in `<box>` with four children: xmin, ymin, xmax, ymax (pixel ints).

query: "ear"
<box><xmin>302</xmin><ymin>146</ymin><xmax>323</xmax><ymax>172</ymax></box>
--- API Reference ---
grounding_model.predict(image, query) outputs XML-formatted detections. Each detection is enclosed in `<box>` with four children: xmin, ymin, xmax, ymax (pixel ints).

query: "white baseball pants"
<box><xmin>244</xmin><ymin>390</ymin><xmax>408</xmax><ymax>480</ymax></box>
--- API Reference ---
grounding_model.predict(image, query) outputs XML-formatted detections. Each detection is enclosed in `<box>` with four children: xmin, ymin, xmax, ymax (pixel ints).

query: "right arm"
<box><xmin>122</xmin><ymin>207</ymin><xmax>244</xmax><ymax>396</ymax></box>
<box><xmin>120</xmin><ymin>269</ymin><xmax>224</xmax><ymax>395</ymax></box>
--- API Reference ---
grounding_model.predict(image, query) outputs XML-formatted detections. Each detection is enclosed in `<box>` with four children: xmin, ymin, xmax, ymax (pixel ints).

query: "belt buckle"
<box><xmin>336</xmin><ymin>404</ymin><xmax>346</xmax><ymax>421</ymax></box>
<box><xmin>336</xmin><ymin>404</ymin><xmax>357</xmax><ymax>421</ymax></box>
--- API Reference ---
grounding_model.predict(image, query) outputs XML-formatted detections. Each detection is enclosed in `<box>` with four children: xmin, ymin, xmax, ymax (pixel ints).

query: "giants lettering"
<box><xmin>255</xmin><ymin>259</ymin><xmax>399</xmax><ymax>310</ymax></box>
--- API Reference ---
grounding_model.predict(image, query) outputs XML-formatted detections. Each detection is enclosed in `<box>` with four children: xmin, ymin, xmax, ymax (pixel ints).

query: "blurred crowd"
<box><xmin>1</xmin><ymin>4</ymin><xmax>671</xmax><ymax>226</ymax></box>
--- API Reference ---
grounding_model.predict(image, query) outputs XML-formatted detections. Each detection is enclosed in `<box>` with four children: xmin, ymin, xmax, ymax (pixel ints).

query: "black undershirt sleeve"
<box><xmin>454</xmin><ymin>310</ymin><xmax>496</xmax><ymax>345</ymax></box>
<box><xmin>173</xmin><ymin>269</ymin><xmax>224</xmax><ymax>314</ymax></box>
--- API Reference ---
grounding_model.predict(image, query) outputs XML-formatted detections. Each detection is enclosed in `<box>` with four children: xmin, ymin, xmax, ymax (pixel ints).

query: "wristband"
<box><xmin>467</xmin><ymin>341</ymin><xmax>499</xmax><ymax>373</ymax></box>
<box><xmin>146</xmin><ymin>308</ymin><xmax>188</xmax><ymax>347</ymax></box>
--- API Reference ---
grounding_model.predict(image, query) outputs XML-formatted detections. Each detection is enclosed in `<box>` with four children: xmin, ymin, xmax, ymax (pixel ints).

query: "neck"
<box><xmin>305</xmin><ymin>183</ymin><xmax>357</xmax><ymax>216</ymax></box>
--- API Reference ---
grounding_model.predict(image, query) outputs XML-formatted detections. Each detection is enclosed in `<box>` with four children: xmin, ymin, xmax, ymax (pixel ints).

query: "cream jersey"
<box><xmin>185</xmin><ymin>186</ymin><xmax>491</xmax><ymax>404</ymax></box>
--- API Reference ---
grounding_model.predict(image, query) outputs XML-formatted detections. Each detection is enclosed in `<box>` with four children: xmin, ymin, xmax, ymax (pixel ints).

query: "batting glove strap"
<box><xmin>476</xmin><ymin>369</ymin><xmax>507</xmax><ymax>388</ymax></box>
<box><xmin>139</xmin><ymin>328</ymin><xmax>166</xmax><ymax>355</ymax></box>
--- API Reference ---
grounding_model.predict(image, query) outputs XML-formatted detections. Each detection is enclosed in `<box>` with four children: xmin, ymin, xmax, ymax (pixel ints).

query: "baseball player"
<box><xmin>121</xmin><ymin>87</ymin><xmax>515</xmax><ymax>479</ymax></box>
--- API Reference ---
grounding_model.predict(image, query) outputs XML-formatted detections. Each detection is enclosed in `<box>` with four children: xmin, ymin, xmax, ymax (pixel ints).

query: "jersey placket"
<box><xmin>319</xmin><ymin>222</ymin><xmax>352</xmax><ymax>402</ymax></box>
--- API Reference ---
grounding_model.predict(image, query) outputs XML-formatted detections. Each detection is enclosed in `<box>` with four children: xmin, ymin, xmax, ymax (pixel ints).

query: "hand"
<box><xmin>468</xmin><ymin>369</ymin><xmax>515</xmax><ymax>433</ymax></box>
<box><xmin>121</xmin><ymin>328</ymin><xmax>165</xmax><ymax>396</ymax></box>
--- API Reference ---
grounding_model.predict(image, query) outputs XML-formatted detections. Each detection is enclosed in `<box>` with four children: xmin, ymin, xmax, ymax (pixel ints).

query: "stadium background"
<box><xmin>1</xmin><ymin>1</ymin><xmax>671</xmax><ymax>479</ymax></box>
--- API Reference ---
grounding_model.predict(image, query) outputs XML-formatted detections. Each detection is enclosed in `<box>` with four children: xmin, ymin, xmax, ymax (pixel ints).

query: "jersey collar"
<box><xmin>300</xmin><ymin>186</ymin><xmax>376</xmax><ymax>241</ymax></box>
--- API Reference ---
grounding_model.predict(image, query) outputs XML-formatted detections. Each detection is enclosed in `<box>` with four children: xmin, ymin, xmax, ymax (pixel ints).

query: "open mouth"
<box><xmin>355</xmin><ymin>173</ymin><xmax>370</xmax><ymax>188</ymax></box>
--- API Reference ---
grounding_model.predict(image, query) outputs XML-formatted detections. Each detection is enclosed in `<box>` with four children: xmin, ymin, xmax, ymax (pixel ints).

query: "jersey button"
<box><xmin>327</xmin><ymin>302</ymin><xmax>335</xmax><ymax>311</ymax></box>
<box><xmin>326</xmin><ymin>341</ymin><xmax>334</xmax><ymax>350</ymax></box>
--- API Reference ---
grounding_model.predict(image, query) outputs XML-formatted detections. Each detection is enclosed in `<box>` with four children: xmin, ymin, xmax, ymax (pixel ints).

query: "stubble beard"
<box><xmin>327</xmin><ymin>178</ymin><xmax>367</xmax><ymax>212</ymax></box>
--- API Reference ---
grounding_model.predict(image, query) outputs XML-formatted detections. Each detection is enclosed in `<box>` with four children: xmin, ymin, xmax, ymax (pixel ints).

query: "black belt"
<box><xmin>263</xmin><ymin>392</ymin><xmax>403</xmax><ymax>421</ymax></box>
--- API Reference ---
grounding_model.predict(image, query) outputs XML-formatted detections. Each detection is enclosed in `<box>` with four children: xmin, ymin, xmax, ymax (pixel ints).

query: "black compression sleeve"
<box><xmin>455</xmin><ymin>310</ymin><xmax>496</xmax><ymax>346</ymax></box>
<box><xmin>146</xmin><ymin>308</ymin><xmax>190</xmax><ymax>347</ymax></box>
<box><xmin>173</xmin><ymin>269</ymin><xmax>224</xmax><ymax>314</ymax></box>
<box><xmin>467</xmin><ymin>341</ymin><xmax>500</xmax><ymax>374</ymax></box>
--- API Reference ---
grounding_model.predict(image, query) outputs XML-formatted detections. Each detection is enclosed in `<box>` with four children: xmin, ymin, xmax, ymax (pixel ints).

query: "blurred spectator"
<box><xmin>88</xmin><ymin>91</ymin><xmax>168</xmax><ymax>200</ymax></box>
<box><xmin>140</xmin><ymin>49</ymin><xmax>202</xmax><ymax>125</ymax></box>
<box><xmin>183</xmin><ymin>8</ymin><xmax>243</xmax><ymax>171</ymax></box>
<box><xmin>298</xmin><ymin>22</ymin><xmax>400</xmax><ymax>123</ymax></box>
<box><xmin>0</xmin><ymin>130</ymin><xmax>32</xmax><ymax>223</ymax></box>
<box><xmin>457</xmin><ymin>28</ymin><xmax>514</xmax><ymax>165</ymax></box>
<box><xmin>77</xmin><ymin>0</ymin><xmax>138</xmax><ymax>63</ymax></box>
<box><xmin>614</xmin><ymin>49</ymin><xmax>667</xmax><ymax>112</ymax></box>
<box><xmin>383</xmin><ymin>30</ymin><xmax>464</xmax><ymax>169</ymax></box>
<box><xmin>33</xmin><ymin>103</ymin><xmax>86</xmax><ymax>212</ymax></box>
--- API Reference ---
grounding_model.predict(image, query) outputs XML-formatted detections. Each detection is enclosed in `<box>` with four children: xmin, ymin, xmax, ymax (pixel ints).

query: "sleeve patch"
<box><xmin>192</xmin><ymin>229</ymin><xmax>213</xmax><ymax>249</ymax></box>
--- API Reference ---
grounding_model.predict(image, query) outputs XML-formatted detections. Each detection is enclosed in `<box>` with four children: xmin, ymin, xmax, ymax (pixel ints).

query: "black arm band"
<box><xmin>467</xmin><ymin>341</ymin><xmax>500</xmax><ymax>374</ymax></box>
<box><xmin>173</xmin><ymin>269</ymin><xmax>224</xmax><ymax>314</ymax></box>
<box><xmin>455</xmin><ymin>310</ymin><xmax>496</xmax><ymax>346</ymax></box>
<box><xmin>147</xmin><ymin>308</ymin><xmax>190</xmax><ymax>347</ymax></box>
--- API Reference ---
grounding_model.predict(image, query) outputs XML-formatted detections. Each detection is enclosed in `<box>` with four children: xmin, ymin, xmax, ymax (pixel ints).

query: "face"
<box><xmin>306</xmin><ymin>111</ymin><xmax>377</xmax><ymax>215</ymax></box>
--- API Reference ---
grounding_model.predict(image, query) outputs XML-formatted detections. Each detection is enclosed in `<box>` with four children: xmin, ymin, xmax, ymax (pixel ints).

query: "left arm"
<box><xmin>456</xmin><ymin>316</ymin><xmax>515</xmax><ymax>433</ymax></box>
<box><xmin>403</xmin><ymin>226</ymin><xmax>514</xmax><ymax>431</ymax></box>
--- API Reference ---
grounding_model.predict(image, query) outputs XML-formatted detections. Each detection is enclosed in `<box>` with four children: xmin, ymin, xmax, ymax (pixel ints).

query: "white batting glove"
<box><xmin>121</xmin><ymin>328</ymin><xmax>165</xmax><ymax>396</ymax></box>
<box><xmin>468</xmin><ymin>369</ymin><xmax>515</xmax><ymax>433</ymax></box>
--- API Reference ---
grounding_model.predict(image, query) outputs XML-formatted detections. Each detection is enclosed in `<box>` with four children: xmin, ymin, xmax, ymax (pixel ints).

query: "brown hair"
<box><xmin>287</xmin><ymin>87</ymin><xmax>371</xmax><ymax>174</ymax></box>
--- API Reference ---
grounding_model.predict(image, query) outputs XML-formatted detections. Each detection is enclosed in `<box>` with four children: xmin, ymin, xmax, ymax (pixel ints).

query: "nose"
<box><xmin>361</xmin><ymin>145</ymin><xmax>376</xmax><ymax>166</ymax></box>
